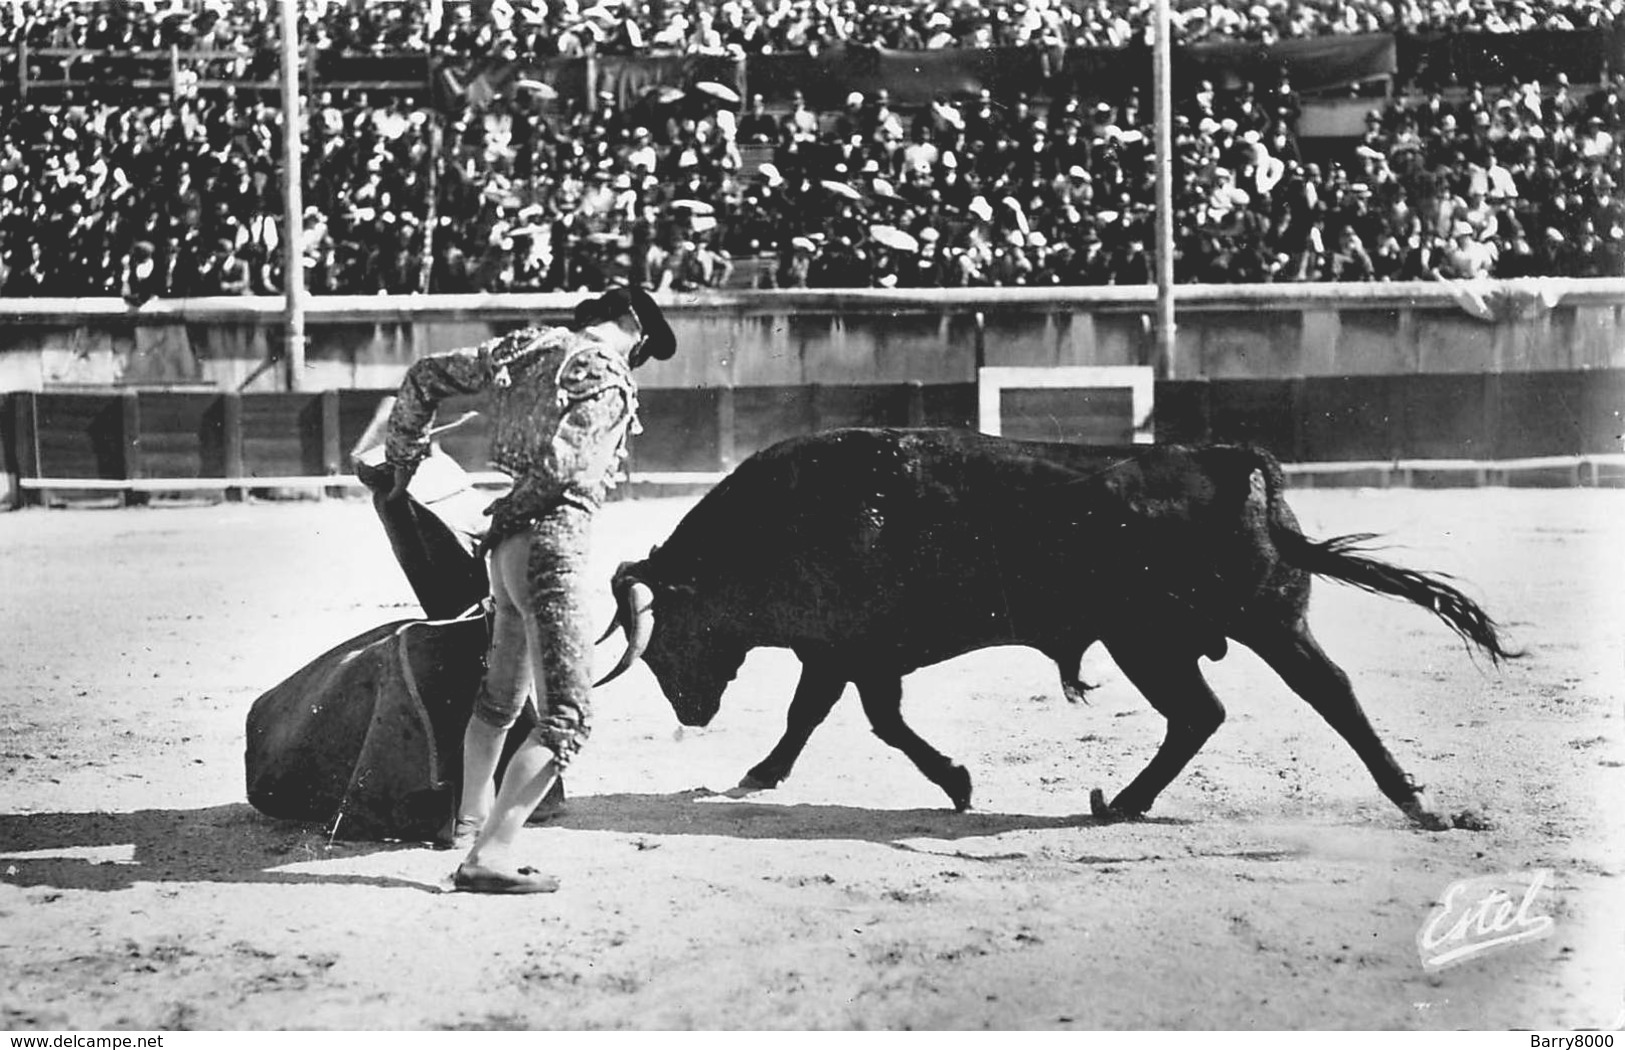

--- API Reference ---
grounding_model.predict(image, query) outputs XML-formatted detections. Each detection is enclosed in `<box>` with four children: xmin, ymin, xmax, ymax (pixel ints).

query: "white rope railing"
<box><xmin>17</xmin><ymin>454</ymin><xmax>1621</xmax><ymax>497</ymax></box>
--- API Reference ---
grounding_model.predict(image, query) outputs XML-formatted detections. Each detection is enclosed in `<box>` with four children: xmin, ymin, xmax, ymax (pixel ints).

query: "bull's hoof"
<box><xmin>738</xmin><ymin>770</ymin><xmax>781</xmax><ymax>792</ymax></box>
<box><xmin>943</xmin><ymin>764</ymin><xmax>973</xmax><ymax>812</ymax></box>
<box><xmin>1060</xmin><ymin>678</ymin><xmax>1092</xmax><ymax>705</ymax></box>
<box><xmin>1089</xmin><ymin>787</ymin><xmax>1145</xmax><ymax>824</ymax></box>
<box><xmin>1402</xmin><ymin>794</ymin><xmax>1451</xmax><ymax>832</ymax></box>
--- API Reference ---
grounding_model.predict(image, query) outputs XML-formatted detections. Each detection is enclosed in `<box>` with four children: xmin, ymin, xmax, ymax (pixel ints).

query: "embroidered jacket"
<box><xmin>385</xmin><ymin>326</ymin><xmax>641</xmax><ymax>534</ymax></box>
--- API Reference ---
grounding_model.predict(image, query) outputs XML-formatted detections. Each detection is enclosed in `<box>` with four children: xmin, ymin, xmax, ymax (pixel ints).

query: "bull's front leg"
<box><xmin>739</xmin><ymin>661</ymin><xmax>847</xmax><ymax>791</ymax></box>
<box><xmin>854</xmin><ymin>671</ymin><xmax>974</xmax><ymax>811</ymax></box>
<box><xmin>1093</xmin><ymin>639</ymin><xmax>1227</xmax><ymax>822</ymax></box>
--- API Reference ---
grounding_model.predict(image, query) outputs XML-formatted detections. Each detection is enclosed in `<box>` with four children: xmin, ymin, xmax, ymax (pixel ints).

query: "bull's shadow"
<box><xmin>0</xmin><ymin>804</ymin><xmax>435</xmax><ymax>894</ymax></box>
<box><xmin>536</xmin><ymin>787</ymin><xmax>1189</xmax><ymax>843</ymax></box>
<box><xmin>0</xmin><ymin>792</ymin><xmax>1189</xmax><ymax>894</ymax></box>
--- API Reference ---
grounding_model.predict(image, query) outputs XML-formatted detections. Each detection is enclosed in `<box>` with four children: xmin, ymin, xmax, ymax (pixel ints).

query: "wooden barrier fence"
<box><xmin>4</xmin><ymin>283</ymin><xmax>1623</xmax><ymax>506</ymax></box>
<box><xmin>6</xmin><ymin>370</ymin><xmax>1622</xmax><ymax>507</ymax></box>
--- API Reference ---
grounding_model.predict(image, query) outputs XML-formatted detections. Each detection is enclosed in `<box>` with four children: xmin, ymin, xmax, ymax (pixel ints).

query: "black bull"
<box><xmin>598</xmin><ymin>428</ymin><xmax>1516</xmax><ymax>830</ymax></box>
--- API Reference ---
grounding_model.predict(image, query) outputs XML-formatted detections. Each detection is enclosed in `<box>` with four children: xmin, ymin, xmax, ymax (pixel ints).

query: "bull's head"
<box><xmin>595</xmin><ymin>557</ymin><xmax>741</xmax><ymax>727</ymax></box>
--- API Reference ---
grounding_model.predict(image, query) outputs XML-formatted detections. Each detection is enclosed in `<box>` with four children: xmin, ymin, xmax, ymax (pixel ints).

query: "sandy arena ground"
<box><xmin>0</xmin><ymin>484</ymin><xmax>1621</xmax><ymax>1030</ymax></box>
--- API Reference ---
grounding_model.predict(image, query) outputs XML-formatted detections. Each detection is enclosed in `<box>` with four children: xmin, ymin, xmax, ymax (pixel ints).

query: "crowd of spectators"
<box><xmin>5</xmin><ymin>0</ymin><xmax>1624</xmax><ymax>60</ymax></box>
<box><xmin>0</xmin><ymin>0</ymin><xmax>1620</xmax><ymax>299</ymax></box>
<box><xmin>679</xmin><ymin>72</ymin><xmax>1625</xmax><ymax>288</ymax></box>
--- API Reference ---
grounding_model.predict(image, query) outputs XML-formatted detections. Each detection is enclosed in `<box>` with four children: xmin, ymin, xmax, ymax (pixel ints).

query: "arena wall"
<box><xmin>3</xmin><ymin>281</ymin><xmax>1622</xmax><ymax>505</ymax></box>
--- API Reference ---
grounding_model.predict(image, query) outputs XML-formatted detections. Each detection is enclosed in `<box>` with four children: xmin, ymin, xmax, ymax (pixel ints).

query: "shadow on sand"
<box><xmin>0</xmin><ymin>790</ymin><xmax>1198</xmax><ymax>894</ymax></box>
<box><xmin>0</xmin><ymin>804</ymin><xmax>435</xmax><ymax>894</ymax></box>
<box><xmin>539</xmin><ymin>786</ymin><xmax>1192</xmax><ymax>842</ymax></box>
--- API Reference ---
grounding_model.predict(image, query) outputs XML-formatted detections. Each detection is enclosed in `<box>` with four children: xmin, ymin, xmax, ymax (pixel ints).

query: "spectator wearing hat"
<box><xmin>859</xmin><ymin>88</ymin><xmax>892</xmax><ymax>136</ymax></box>
<box><xmin>1566</xmin><ymin>216</ymin><xmax>1610</xmax><ymax>276</ymax></box>
<box><xmin>1109</xmin><ymin>230</ymin><xmax>1154</xmax><ymax>285</ymax></box>
<box><xmin>624</xmin><ymin>126</ymin><xmax>659</xmax><ymax>174</ymax></box>
<box><xmin>780</xmin><ymin>89</ymin><xmax>820</xmax><ymax>150</ymax></box>
<box><xmin>1586</xmin><ymin>78</ymin><xmax>1625</xmax><ymax>126</ymax></box>
<box><xmin>939</xmin><ymin>240</ymin><xmax>985</xmax><ymax>287</ymax></box>
<box><xmin>835</xmin><ymin>92</ymin><xmax>867</xmax><ymax>144</ymax></box>
<box><xmin>690</xmin><ymin>222</ymin><xmax>734</xmax><ymax>288</ymax></box>
<box><xmin>1491</xmin><ymin>209</ymin><xmax>1540</xmax><ymax>274</ymax></box>
<box><xmin>899</xmin><ymin>123</ymin><xmax>940</xmax><ymax>180</ymax></box>
<box><xmin>770</xmin><ymin>235</ymin><xmax>816</xmax><ymax>289</ymax></box>
<box><xmin>1528</xmin><ymin>226</ymin><xmax>1570</xmax><ymax>274</ymax></box>
<box><xmin>1328</xmin><ymin>227</ymin><xmax>1376</xmax><ymax>281</ymax></box>
<box><xmin>161</xmin><ymin>226</ymin><xmax>209</xmax><ymax>296</ymax></box>
<box><xmin>1436</xmin><ymin>220</ymin><xmax>1495</xmax><ymax>278</ymax></box>
<box><xmin>121</xmin><ymin>240</ymin><xmax>166</xmax><ymax>306</ymax></box>
<box><xmin>809</xmin><ymin>232</ymin><xmax>872</xmax><ymax>288</ymax></box>
<box><xmin>1052</xmin><ymin>122</ymin><xmax>1092</xmax><ymax>182</ymax></box>
<box><xmin>987</xmin><ymin>230</ymin><xmax>1035</xmax><ymax>285</ymax></box>
<box><xmin>738</xmin><ymin>93</ymin><xmax>777</xmax><ymax>145</ymax></box>
<box><xmin>869</xmin><ymin>244</ymin><xmax>906</xmax><ymax>289</ymax></box>
<box><xmin>1203</xmin><ymin>165</ymin><xmax>1252</xmax><ymax>231</ymax></box>
<box><xmin>959</xmin><ymin>89</ymin><xmax>996</xmax><ymax>147</ymax></box>
<box><xmin>1454</xmin><ymin>185</ymin><xmax>1498</xmax><ymax>242</ymax></box>
<box><xmin>897</xmin><ymin>226</ymin><xmax>942</xmax><ymax>287</ymax></box>
<box><xmin>728</xmin><ymin>161</ymin><xmax>787</xmax><ymax>249</ymax></box>
<box><xmin>1578</xmin><ymin>116</ymin><xmax>1617</xmax><ymax>160</ymax></box>
<box><xmin>1587</xmin><ymin>170</ymin><xmax>1625</xmax><ymax>229</ymax></box>
<box><xmin>1022</xmin><ymin>230</ymin><xmax>1067</xmax><ymax>285</ymax></box>
<box><xmin>627</xmin><ymin>201</ymin><xmax>668</xmax><ymax>285</ymax></box>
<box><xmin>1549</xmin><ymin>73</ymin><xmax>1584</xmax><ymax>128</ymax></box>
<box><xmin>869</xmin><ymin>94</ymin><xmax>907</xmax><ymax>161</ymax></box>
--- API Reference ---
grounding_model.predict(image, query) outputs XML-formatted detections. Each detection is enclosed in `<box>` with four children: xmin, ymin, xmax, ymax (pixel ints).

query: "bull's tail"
<box><xmin>1272</xmin><ymin>528</ymin><xmax>1519</xmax><ymax>664</ymax></box>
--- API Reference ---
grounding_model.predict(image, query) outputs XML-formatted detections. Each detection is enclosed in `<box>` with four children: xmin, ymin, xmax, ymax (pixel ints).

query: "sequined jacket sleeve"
<box><xmin>383</xmin><ymin>334</ymin><xmax>507</xmax><ymax>471</ymax></box>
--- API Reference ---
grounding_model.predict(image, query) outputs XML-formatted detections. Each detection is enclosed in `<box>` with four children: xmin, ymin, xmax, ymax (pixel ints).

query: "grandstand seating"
<box><xmin>0</xmin><ymin>0</ymin><xmax>1616</xmax><ymax>297</ymax></box>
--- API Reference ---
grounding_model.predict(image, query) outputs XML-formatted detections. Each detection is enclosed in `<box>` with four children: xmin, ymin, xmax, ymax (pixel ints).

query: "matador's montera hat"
<box><xmin>574</xmin><ymin>285</ymin><xmax>677</xmax><ymax>362</ymax></box>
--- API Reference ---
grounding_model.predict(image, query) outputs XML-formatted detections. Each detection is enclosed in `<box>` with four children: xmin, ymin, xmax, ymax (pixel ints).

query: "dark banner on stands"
<box><xmin>1397</xmin><ymin>27</ymin><xmax>1625</xmax><ymax>89</ymax></box>
<box><xmin>440</xmin><ymin>56</ymin><xmax>586</xmax><ymax>110</ymax></box>
<box><xmin>1179</xmin><ymin>32</ymin><xmax>1397</xmax><ymax>93</ymax></box>
<box><xmin>748</xmin><ymin>37</ymin><xmax>1392</xmax><ymax>108</ymax></box>
<box><xmin>593</xmin><ymin>53</ymin><xmax>745</xmax><ymax>110</ymax></box>
<box><xmin>746</xmin><ymin>44</ymin><xmax>1047</xmax><ymax>109</ymax></box>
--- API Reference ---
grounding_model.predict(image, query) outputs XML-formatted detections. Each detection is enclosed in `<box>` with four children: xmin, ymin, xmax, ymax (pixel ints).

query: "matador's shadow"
<box><xmin>0</xmin><ymin>804</ymin><xmax>434</xmax><ymax>894</ymax></box>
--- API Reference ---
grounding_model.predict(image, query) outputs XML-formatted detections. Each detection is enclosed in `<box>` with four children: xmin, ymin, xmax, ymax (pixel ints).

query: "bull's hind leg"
<box><xmin>1051</xmin><ymin>644</ymin><xmax>1092</xmax><ymax>704</ymax></box>
<box><xmin>740</xmin><ymin>661</ymin><xmax>846</xmax><ymax>791</ymax></box>
<box><xmin>1093</xmin><ymin>640</ymin><xmax>1226</xmax><ymax>821</ymax></box>
<box><xmin>1242</xmin><ymin>620</ymin><xmax>1448</xmax><ymax>830</ymax></box>
<box><xmin>854</xmin><ymin>672</ymin><xmax>974</xmax><ymax>811</ymax></box>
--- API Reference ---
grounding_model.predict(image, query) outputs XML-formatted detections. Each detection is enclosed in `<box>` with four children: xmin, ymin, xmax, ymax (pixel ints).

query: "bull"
<box><xmin>597</xmin><ymin>428</ymin><xmax>1514</xmax><ymax>829</ymax></box>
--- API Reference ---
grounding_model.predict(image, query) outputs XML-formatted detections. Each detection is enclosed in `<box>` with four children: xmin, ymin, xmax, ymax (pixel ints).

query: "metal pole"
<box><xmin>280</xmin><ymin>0</ymin><xmax>307</xmax><ymax>391</ymax></box>
<box><xmin>1152</xmin><ymin>0</ymin><xmax>1176</xmax><ymax>379</ymax></box>
<box><xmin>421</xmin><ymin>110</ymin><xmax>440</xmax><ymax>294</ymax></box>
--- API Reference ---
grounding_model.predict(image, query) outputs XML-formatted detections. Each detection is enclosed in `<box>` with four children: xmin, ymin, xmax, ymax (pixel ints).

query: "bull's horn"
<box><xmin>594</xmin><ymin>580</ymin><xmax>654</xmax><ymax>687</ymax></box>
<box><xmin>594</xmin><ymin>566</ymin><xmax>641</xmax><ymax>644</ymax></box>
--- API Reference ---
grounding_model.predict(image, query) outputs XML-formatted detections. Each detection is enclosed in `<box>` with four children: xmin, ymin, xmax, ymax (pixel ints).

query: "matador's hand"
<box><xmin>385</xmin><ymin>463</ymin><xmax>415</xmax><ymax>502</ymax></box>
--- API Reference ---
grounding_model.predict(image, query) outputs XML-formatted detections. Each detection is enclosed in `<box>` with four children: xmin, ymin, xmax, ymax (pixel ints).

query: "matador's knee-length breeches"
<box><xmin>471</xmin><ymin>503</ymin><xmax>595</xmax><ymax>769</ymax></box>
